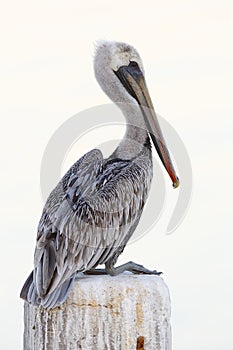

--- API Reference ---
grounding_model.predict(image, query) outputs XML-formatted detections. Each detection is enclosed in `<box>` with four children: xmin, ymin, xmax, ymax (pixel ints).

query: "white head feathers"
<box><xmin>94</xmin><ymin>40</ymin><xmax>145</xmax><ymax>104</ymax></box>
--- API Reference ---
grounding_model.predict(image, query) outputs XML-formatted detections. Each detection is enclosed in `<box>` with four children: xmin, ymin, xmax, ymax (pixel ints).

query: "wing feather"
<box><xmin>34</xmin><ymin>149</ymin><xmax>153</xmax><ymax>298</ymax></box>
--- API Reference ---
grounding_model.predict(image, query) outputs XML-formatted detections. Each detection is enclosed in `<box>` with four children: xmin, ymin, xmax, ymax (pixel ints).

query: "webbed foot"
<box><xmin>84</xmin><ymin>262</ymin><xmax>162</xmax><ymax>276</ymax></box>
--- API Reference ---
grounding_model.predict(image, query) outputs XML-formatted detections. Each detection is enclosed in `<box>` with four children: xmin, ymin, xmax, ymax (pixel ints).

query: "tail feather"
<box><xmin>20</xmin><ymin>271</ymin><xmax>34</xmax><ymax>300</ymax></box>
<box><xmin>20</xmin><ymin>271</ymin><xmax>76</xmax><ymax>309</ymax></box>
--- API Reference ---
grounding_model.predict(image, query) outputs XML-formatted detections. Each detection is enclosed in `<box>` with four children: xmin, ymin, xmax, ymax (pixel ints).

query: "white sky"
<box><xmin>0</xmin><ymin>1</ymin><xmax>233</xmax><ymax>349</ymax></box>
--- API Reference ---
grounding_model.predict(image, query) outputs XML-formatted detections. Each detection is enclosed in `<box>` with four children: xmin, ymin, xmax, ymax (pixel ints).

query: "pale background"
<box><xmin>0</xmin><ymin>1</ymin><xmax>232</xmax><ymax>349</ymax></box>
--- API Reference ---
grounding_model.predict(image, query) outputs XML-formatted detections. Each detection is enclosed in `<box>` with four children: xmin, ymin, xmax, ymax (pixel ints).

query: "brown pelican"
<box><xmin>20</xmin><ymin>41</ymin><xmax>179</xmax><ymax>309</ymax></box>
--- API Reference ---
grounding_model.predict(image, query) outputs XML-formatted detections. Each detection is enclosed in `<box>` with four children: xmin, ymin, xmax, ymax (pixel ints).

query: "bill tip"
<box><xmin>173</xmin><ymin>177</ymin><xmax>180</xmax><ymax>189</ymax></box>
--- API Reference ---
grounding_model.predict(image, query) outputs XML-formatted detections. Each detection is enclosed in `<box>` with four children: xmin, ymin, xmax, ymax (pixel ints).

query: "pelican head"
<box><xmin>94</xmin><ymin>41</ymin><xmax>144</xmax><ymax>104</ymax></box>
<box><xmin>94</xmin><ymin>40</ymin><xmax>179</xmax><ymax>188</ymax></box>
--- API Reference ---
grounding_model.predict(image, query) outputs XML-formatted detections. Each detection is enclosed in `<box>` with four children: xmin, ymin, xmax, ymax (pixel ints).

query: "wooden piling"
<box><xmin>23</xmin><ymin>274</ymin><xmax>171</xmax><ymax>350</ymax></box>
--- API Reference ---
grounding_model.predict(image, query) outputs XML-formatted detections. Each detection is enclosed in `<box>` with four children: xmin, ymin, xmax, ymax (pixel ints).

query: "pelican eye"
<box><xmin>129</xmin><ymin>61</ymin><xmax>139</xmax><ymax>68</ymax></box>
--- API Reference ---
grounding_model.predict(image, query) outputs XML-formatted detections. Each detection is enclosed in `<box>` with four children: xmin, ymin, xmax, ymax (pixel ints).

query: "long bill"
<box><xmin>114</xmin><ymin>62</ymin><xmax>180</xmax><ymax>188</ymax></box>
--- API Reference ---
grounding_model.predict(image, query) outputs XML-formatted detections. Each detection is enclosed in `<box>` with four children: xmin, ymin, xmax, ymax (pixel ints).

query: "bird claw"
<box><xmin>152</xmin><ymin>270</ymin><xmax>163</xmax><ymax>275</ymax></box>
<box><xmin>131</xmin><ymin>268</ymin><xmax>162</xmax><ymax>275</ymax></box>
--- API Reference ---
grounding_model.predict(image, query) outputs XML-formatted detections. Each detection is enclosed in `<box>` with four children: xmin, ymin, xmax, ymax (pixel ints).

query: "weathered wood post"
<box><xmin>23</xmin><ymin>274</ymin><xmax>171</xmax><ymax>350</ymax></box>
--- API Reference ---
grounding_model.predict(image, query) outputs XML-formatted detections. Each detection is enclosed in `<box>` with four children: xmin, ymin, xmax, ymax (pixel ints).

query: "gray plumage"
<box><xmin>21</xmin><ymin>40</ymin><xmax>179</xmax><ymax>309</ymax></box>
